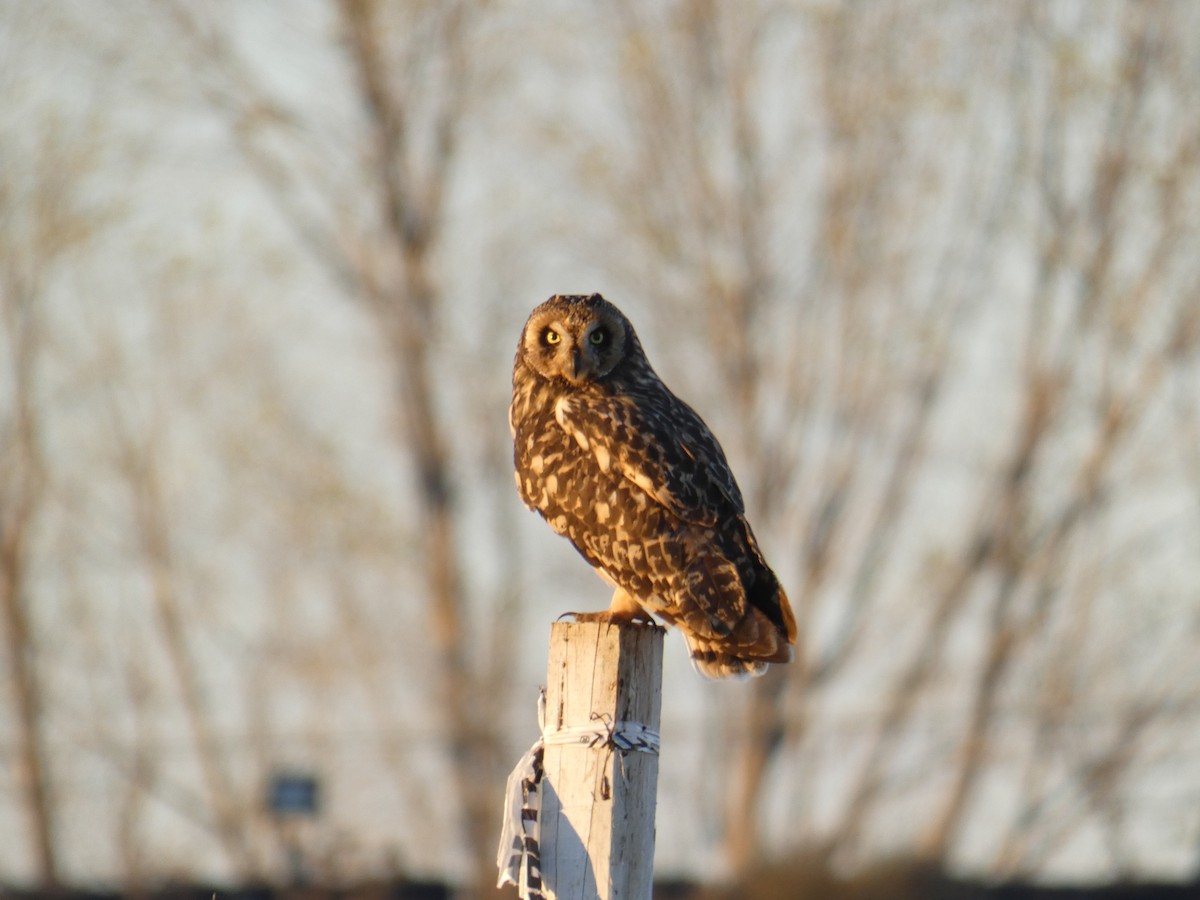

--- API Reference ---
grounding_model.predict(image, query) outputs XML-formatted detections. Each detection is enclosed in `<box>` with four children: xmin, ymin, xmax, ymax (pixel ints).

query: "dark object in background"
<box><xmin>266</xmin><ymin>772</ymin><xmax>320</xmax><ymax>817</ymax></box>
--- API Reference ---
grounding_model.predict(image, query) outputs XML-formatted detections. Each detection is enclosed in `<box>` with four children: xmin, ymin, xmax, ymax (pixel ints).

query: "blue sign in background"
<box><xmin>267</xmin><ymin>773</ymin><xmax>320</xmax><ymax>816</ymax></box>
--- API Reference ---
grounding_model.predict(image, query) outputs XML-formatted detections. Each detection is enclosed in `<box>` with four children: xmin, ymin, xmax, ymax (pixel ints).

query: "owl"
<box><xmin>510</xmin><ymin>293</ymin><xmax>796</xmax><ymax>679</ymax></box>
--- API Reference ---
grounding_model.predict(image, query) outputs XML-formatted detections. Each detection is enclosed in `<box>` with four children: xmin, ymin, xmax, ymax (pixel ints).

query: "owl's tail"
<box><xmin>677</xmin><ymin>545</ymin><xmax>798</xmax><ymax>680</ymax></box>
<box><xmin>683</xmin><ymin>587</ymin><xmax>795</xmax><ymax>679</ymax></box>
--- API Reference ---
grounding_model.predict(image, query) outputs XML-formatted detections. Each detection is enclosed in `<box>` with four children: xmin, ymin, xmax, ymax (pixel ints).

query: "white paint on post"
<box><xmin>540</xmin><ymin>620</ymin><xmax>664</xmax><ymax>899</ymax></box>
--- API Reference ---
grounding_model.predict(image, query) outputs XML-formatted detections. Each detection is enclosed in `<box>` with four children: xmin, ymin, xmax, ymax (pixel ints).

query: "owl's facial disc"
<box><xmin>521</xmin><ymin>297</ymin><xmax>629</xmax><ymax>385</ymax></box>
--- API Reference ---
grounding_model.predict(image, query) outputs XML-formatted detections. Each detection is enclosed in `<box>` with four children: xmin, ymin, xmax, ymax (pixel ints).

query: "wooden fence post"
<box><xmin>540</xmin><ymin>620</ymin><xmax>663</xmax><ymax>899</ymax></box>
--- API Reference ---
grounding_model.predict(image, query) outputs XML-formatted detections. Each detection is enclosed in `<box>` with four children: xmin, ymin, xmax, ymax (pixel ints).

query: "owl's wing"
<box><xmin>556</xmin><ymin>388</ymin><xmax>744</xmax><ymax>526</ymax></box>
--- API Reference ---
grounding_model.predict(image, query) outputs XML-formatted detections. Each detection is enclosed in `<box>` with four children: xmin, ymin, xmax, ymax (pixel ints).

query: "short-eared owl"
<box><xmin>510</xmin><ymin>293</ymin><xmax>796</xmax><ymax>678</ymax></box>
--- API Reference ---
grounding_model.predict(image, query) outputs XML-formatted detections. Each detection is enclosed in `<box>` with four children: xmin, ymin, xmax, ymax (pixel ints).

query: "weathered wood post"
<box><xmin>540</xmin><ymin>620</ymin><xmax>663</xmax><ymax>899</ymax></box>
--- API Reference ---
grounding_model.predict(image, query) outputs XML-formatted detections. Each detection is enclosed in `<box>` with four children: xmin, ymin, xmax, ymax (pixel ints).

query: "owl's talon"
<box><xmin>568</xmin><ymin>609</ymin><xmax>658</xmax><ymax>627</ymax></box>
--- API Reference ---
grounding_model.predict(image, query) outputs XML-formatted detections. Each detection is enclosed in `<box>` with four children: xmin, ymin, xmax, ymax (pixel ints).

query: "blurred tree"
<box><xmin>0</xmin><ymin>73</ymin><xmax>116</xmax><ymax>886</ymax></box>
<box><xmin>815</xmin><ymin>0</ymin><xmax>1200</xmax><ymax>875</ymax></box>
<box><xmin>0</xmin><ymin>161</ymin><xmax>58</xmax><ymax>892</ymax></box>
<box><xmin>100</xmin><ymin>324</ymin><xmax>263</xmax><ymax>879</ymax></box>
<box><xmin>170</xmin><ymin>0</ymin><xmax>510</xmax><ymax>891</ymax></box>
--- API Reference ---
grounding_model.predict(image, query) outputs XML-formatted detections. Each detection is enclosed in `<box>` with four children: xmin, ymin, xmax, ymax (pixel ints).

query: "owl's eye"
<box><xmin>543</xmin><ymin>328</ymin><xmax>561</xmax><ymax>346</ymax></box>
<box><xmin>590</xmin><ymin>328</ymin><xmax>608</xmax><ymax>345</ymax></box>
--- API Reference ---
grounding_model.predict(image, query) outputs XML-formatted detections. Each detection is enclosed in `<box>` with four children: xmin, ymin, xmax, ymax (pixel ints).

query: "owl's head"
<box><xmin>517</xmin><ymin>293</ymin><xmax>639</xmax><ymax>386</ymax></box>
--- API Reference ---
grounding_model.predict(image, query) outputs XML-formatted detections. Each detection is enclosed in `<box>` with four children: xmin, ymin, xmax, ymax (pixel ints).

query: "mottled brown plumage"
<box><xmin>510</xmin><ymin>293</ymin><xmax>796</xmax><ymax>678</ymax></box>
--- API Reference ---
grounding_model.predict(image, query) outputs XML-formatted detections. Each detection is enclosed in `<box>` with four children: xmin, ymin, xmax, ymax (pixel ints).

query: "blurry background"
<box><xmin>2</xmin><ymin>1</ymin><xmax>1199</xmax><ymax>897</ymax></box>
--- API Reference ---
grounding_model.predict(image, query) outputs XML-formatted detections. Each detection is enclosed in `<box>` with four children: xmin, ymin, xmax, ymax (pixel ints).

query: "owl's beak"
<box><xmin>570</xmin><ymin>346</ymin><xmax>587</xmax><ymax>381</ymax></box>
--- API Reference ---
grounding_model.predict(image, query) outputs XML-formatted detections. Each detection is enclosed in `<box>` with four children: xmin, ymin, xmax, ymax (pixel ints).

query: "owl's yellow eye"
<box><xmin>590</xmin><ymin>328</ymin><xmax>608</xmax><ymax>345</ymax></box>
<box><xmin>543</xmin><ymin>328</ymin><xmax>561</xmax><ymax>345</ymax></box>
